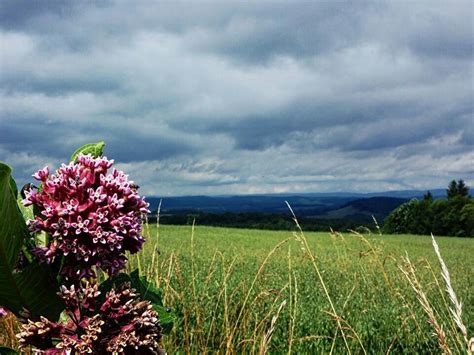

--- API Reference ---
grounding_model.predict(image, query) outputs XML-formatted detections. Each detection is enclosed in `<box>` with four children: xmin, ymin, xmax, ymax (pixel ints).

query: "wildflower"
<box><xmin>18</xmin><ymin>282</ymin><xmax>164</xmax><ymax>354</ymax></box>
<box><xmin>23</xmin><ymin>154</ymin><xmax>149</xmax><ymax>280</ymax></box>
<box><xmin>0</xmin><ymin>306</ymin><xmax>7</xmax><ymax>317</ymax></box>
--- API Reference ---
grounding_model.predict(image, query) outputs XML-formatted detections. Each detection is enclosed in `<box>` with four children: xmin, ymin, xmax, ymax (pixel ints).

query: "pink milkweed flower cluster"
<box><xmin>17</xmin><ymin>282</ymin><xmax>163</xmax><ymax>354</ymax></box>
<box><xmin>23</xmin><ymin>154</ymin><xmax>150</xmax><ymax>280</ymax></box>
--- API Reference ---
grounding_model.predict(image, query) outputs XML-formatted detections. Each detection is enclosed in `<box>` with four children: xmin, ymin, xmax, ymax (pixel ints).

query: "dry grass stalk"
<box><xmin>431</xmin><ymin>234</ymin><xmax>469</xmax><ymax>348</ymax></box>
<box><xmin>287</xmin><ymin>245</ymin><xmax>298</xmax><ymax>355</ymax></box>
<box><xmin>226</xmin><ymin>237</ymin><xmax>290</xmax><ymax>352</ymax></box>
<box><xmin>0</xmin><ymin>312</ymin><xmax>18</xmax><ymax>348</ymax></box>
<box><xmin>349</xmin><ymin>229</ymin><xmax>392</xmax><ymax>289</ymax></box>
<box><xmin>385</xmin><ymin>315</ymin><xmax>413</xmax><ymax>355</ymax></box>
<box><xmin>286</xmin><ymin>201</ymin><xmax>352</xmax><ymax>354</ymax></box>
<box><xmin>259</xmin><ymin>300</ymin><xmax>287</xmax><ymax>355</ymax></box>
<box><xmin>324</xmin><ymin>310</ymin><xmax>367</xmax><ymax>355</ymax></box>
<box><xmin>189</xmin><ymin>219</ymin><xmax>203</xmax><ymax>340</ymax></box>
<box><xmin>399</xmin><ymin>254</ymin><xmax>451</xmax><ymax>354</ymax></box>
<box><xmin>371</xmin><ymin>215</ymin><xmax>382</xmax><ymax>236</ymax></box>
<box><xmin>204</xmin><ymin>253</ymin><xmax>237</xmax><ymax>350</ymax></box>
<box><xmin>329</xmin><ymin>227</ymin><xmax>346</xmax><ymax>242</ymax></box>
<box><xmin>155</xmin><ymin>198</ymin><xmax>162</xmax><ymax>255</ymax></box>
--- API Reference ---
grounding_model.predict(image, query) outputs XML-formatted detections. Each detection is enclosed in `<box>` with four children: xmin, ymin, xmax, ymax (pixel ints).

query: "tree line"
<box><xmin>148</xmin><ymin>180</ymin><xmax>473</xmax><ymax>237</ymax></box>
<box><xmin>149</xmin><ymin>212</ymin><xmax>373</xmax><ymax>232</ymax></box>
<box><xmin>383</xmin><ymin>180</ymin><xmax>473</xmax><ymax>237</ymax></box>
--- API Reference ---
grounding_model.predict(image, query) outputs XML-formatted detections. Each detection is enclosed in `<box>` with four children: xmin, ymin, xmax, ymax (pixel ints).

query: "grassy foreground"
<box><xmin>2</xmin><ymin>224</ymin><xmax>473</xmax><ymax>353</ymax></box>
<box><xmin>136</xmin><ymin>224</ymin><xmax>473</xmax><ymax>354</ymax></box>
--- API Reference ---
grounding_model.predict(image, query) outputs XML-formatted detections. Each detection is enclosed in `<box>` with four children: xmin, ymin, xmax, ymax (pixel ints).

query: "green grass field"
<box><xmin>2</xmin><ymin>224</ymin><xmax>473</xmax><ymax>353</ymax></box>
<box><xmin>131</xmin><ymin>224</ymin><xmax>473</xmax><ymax>354</ymax></box>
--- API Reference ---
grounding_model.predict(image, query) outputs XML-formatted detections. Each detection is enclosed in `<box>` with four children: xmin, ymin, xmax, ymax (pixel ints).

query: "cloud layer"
<box><xmin>1</xmin><ymin>1</ymin><xmax>472</xmax><ymax>195</ymax></box>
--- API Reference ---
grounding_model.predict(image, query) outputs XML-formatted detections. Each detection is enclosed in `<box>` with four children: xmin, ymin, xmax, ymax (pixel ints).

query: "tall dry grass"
<box><xmin>1</xmin><ymin>211</ymin><xmax>472</xmax><ymax>354</ymax></box>
<box><xmin>130</xmin><ymin>207</ymin><xmax>471</xmax><ymax>353</ymax></box>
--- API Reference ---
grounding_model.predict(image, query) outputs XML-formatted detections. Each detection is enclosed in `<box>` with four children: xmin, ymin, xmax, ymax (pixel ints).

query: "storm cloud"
<box><xmin>1</xmin><ymin>0</ymin><xmax>472</xmax><ymax>195</ymax></box>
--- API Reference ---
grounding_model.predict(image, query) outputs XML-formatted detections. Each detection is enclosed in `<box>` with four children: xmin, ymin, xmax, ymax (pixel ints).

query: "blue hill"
<box><xmin>144</xmin><ymin>189</ymin><xmax>444</xmax><ymax>218</ymax></box>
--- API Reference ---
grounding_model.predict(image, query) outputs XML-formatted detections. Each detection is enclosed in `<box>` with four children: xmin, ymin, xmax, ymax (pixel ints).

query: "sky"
<box><xmin>0</xmin><ymin>1</ymin><xmax>473</xmax><ymax>196</ymax></box>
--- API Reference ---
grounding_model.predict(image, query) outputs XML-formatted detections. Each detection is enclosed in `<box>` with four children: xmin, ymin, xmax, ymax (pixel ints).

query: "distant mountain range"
<box><xmin>144</xmin><ymin>189</ymin><xmax>446</xmax><ymax>222</ymax></box>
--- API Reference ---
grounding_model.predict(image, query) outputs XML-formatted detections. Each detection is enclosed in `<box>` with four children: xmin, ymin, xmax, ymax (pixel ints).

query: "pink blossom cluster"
<box><xmin>18</xmin><ymin>282</ymin><xmax>163</xmax><ymax>354</ymax></box>
<box><xmin>23</xmin><ymin>154</ymin><xmax>149</xmax><ymax>279</ymax></box>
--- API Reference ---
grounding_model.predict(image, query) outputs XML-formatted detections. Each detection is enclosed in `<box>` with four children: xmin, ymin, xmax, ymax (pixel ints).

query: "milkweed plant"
<box><xmin>0</xmin><ymin>142</ymin><xmax>173</xmax><ymax>354</ymax></box>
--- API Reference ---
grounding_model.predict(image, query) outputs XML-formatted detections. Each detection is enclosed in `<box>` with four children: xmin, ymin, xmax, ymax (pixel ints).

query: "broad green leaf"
<box><xmin>0</xmin><ymin>346</ymin><xmax>18</xmax><ymax>354</ymax></box>
<box><xmin>0</xmin><ymin>163</ymin><xmax>26</xmax><ymax>272</ymax></box>
<box><xmin>9</xmin><ymin>177</ymin><xmax>17</xmax><ymax>198</ymax></box>
<box><xmin>7</xmin><ymin>263</ymin><xmax>63</xmax><ymax>319</ymax></box>
<box><xmin>130</xmin><ymin>269</ymin><xmax>163</xmax><ymax>306</ymax></box>
<box><xmin>0</xmin><ymin>162</ymin><xmax>63</xmax><ymax>320</ymax></box>
<box><xmin>70</xmin><ymin>141</ymin><xmax>105</xmax><ymax>162</ymax></box>
<box><xmin>152</xmin><ymin>303</ymin><xmax>176</xmax><ymax>334</ymax></box>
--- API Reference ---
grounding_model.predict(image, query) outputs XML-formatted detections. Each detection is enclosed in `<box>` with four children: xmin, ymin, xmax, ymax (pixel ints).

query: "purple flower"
<box><xmin>17</xmin><ymin>282</ymin><xmax>163</xmax><ymax>354</ymax></box>
<box><xmin>0</xmin><ymin>306</ymin><xmax>7</xmax><ymax>317</ymax></box>
<box><xmin>23</xmin><ymin>154</ymin><xmax>150</xmax><ymax>280</ymax></box>
<box><xmin>32</xmin><ymin>166</ymin><xmax>49</xmax><ymax>182</ymax></box>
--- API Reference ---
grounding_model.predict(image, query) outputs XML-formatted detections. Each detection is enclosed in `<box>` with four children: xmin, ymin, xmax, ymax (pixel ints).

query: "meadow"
<box><xmin>138</xmin><ymin>221</ymin><xmax>472</xmax><ymax>354</ymax></box>
<box><xmin>2</xmin><ymin>223</ymin><xmax>473</xmax><ymax>354</ymax></box>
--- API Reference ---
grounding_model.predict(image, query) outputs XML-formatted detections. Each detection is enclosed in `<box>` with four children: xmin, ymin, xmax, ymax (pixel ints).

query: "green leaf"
<box><xmin>0</xmin><ymin>346</ymin><xmax>18</xmax><ymax>355</ymax></box>
<box><xmin>0</xmin><ymin>162</ymin><xmax>63</xmax><ymax>320</ymax></box>
<box><xmin>153</xmin><ymin>303</ymin><xmax>176</xmax><ymax>334</ymax></box>
<box><xmin>9</xmin><ymin>177</ymin><xmax>18</xmax><ymax>198</ymax></box>
<box><xmin>70</xmin><ymin>141</ymin><xmax>105</xmax><ymax>162</ymax></box>
<box><xmin>0</xmin><ymin>164</ymin><xmax>24</xmax><ymax>267</ymax></box>
<box><xmin>129</xmin><ymin>270</ymin><xmax>163</xmax><ymax>306</ymax></box>
<box><xmin>99</xmin><ymin>270</ymin><xmax>176</xmax><ymax>333</ymax></box>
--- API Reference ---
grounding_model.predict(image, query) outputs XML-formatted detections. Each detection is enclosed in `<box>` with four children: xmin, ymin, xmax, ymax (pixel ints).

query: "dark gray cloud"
<box><xmin>1</xmin><ymin>0</ymin><xmax>472</xmax><ymax>195</ymax></box>
<box><xmin>0</xmin><ymin>0</ymin><xmax>76</xmax><ymax>29</ymax></box>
